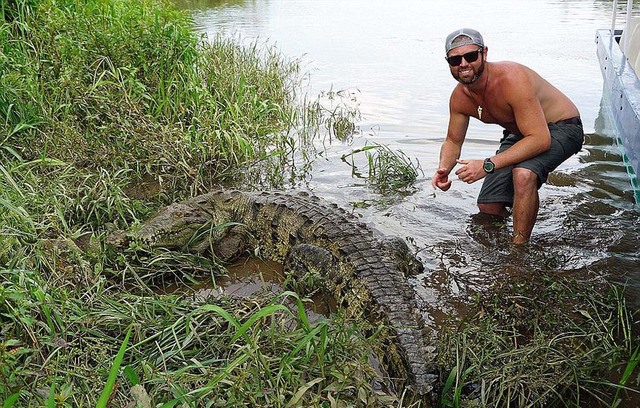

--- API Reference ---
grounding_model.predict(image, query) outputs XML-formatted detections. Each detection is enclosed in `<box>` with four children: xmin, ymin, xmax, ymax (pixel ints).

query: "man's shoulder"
<box><xmin>493</xmin><ymin>61</ymin><xmax>539</xmax><ymax>79</ymax></box>
<box><xmin>450</xmin><ymin>83</ymin><xmax>471</xmax><ymax>103</ymax></box>
<box><xmin>492</xmin><ymin>61</ymin><xmax>530</xmax><ymax>74</ymax></box>
<box><xmin>492</xmin><ymin>62</ymin><xmax>540</xmax><ymax>94</ymax></box>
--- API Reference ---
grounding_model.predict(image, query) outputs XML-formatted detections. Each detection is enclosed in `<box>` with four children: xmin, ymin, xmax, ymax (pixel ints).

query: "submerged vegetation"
<box><xmin>341</xmin><ymin>143</ymin><xmax>423</xmax><ymax>194</ymax></box>
<box><xmin>0</xmin><ymin>0</ymin><xmax>638</xmax><ymax>406</ymax></box>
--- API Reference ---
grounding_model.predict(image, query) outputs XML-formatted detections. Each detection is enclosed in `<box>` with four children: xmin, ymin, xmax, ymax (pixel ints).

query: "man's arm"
<box><xmin>433</xmin><ymin>104</ymin><xmax>469</xmax><ymax>191</ymax></box>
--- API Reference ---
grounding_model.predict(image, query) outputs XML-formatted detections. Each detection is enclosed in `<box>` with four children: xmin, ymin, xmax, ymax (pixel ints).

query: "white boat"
<box><xmin>595</xmin><ymin>0</ymin><xmax>640</xmax><ymax>204</ymax></box>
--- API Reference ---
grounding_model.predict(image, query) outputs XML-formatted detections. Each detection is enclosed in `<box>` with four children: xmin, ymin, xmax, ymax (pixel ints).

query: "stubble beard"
<box><xmin>452</xmin><ymin>61</ymin><xmax>485</xmax><ymax>85</ymax></box>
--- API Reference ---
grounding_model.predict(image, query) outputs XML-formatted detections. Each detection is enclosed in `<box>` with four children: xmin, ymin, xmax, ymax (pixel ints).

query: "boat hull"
<box><xmin>595</xmin><ymin>28</ymin><xmax>640</xmax><ymax>203</ymax></box>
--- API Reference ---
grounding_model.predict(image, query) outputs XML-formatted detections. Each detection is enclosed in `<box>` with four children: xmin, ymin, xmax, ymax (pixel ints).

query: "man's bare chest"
<box><xmin>463</xmin><ymin>98</ymin><xmax>517</xmax><ymax>130</ymax></box>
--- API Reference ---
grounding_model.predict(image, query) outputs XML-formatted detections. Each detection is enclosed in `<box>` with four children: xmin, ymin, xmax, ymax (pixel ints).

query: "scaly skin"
<box><xmin>136</xmin><ymin>190</ymin><xmax>436</xmax><ymax>397</ymax></box>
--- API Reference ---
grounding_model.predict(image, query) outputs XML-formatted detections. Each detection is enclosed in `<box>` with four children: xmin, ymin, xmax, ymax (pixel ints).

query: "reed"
<box><xmin>342</xmin><ymin>143</ymin><xmax>423</xmax><ymax>194</ymax></box>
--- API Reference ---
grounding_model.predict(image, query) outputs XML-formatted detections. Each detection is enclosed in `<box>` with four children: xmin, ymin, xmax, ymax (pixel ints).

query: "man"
<box><xmin>432</xmin><ymin>28</ymin><xmax>584</xmax><ymax>244</ymax></box>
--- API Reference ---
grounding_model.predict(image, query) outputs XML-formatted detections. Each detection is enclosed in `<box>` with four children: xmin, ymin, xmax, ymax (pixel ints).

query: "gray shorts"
<box><xmin>477</xmin><ymin>118</ymin><xmax>584</xmax><ymax>206</ymax></box>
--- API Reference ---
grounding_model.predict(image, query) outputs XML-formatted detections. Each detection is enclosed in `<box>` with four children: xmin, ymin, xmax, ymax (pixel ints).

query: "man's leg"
<box><xmin>511</xmin><ymin>167</ymin><xmax>539</xmax><ymax>244</ymax></box>
<box><xmin>477</xmin><ymin>131</ymin><xmax>520</xmax><ymax>220</ymax></box>
<box><xmin>507</xmin><ymin>121</ymin><xmax>584</xmax><ymax>244</ymax></box>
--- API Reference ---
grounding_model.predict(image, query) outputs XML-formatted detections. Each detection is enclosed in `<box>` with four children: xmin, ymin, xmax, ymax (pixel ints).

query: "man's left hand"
<box><xmin>454</xmin><ymin>159</ymin><xmax>486</xmax><ymax>183</ymax></box>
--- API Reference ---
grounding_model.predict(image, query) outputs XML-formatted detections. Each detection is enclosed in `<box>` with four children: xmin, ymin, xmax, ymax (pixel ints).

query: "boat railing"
<box><xmin>612</xmin><ymin>0</ymin><xmax>640</xmax><ymax>76</ymax></box>
<box><xmin>612</xmin><ymin>0</ymin><xmax>635</xmax><ymax>46</ymax></box>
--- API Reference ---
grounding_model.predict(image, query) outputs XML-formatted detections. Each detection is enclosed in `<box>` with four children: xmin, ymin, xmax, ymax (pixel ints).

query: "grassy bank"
<box><xmin>1</xmin><ymin>0</ymin><xmax>638</xmax><ymax>406</ymax></box>
<box><xmin>437</xmin><ymin>268</ymin><xmax>639</xmax><ymax>407</ymax></box>
<box><xmin>1</xmin><ymin>0</ymin><xmax>329</xmax><ymax>197</ymax></box>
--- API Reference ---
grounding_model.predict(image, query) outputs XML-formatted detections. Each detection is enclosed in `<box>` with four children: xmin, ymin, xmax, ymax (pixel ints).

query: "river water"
<box><xmin>174</xmin><ymin>1</ymin><xmax>640</xmax><ymax>325</ymax></box>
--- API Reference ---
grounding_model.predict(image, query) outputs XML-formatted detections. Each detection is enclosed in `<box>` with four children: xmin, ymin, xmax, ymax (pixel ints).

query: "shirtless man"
<box><xmin>432</xmin><ymin>28</ymin><xmax>584</xmax><ymax>244</ymax></box>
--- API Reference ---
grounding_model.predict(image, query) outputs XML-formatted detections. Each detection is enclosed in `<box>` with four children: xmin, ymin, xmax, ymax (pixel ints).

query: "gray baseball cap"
<box><xmin>445</xmin><ymin>28</ymin><xmax>484</xmax><ymax>53</ymax></box>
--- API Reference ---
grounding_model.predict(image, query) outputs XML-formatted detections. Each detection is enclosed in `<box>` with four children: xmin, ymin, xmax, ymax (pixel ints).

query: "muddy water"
<box><xmin>173</xmin><ymin>1</ymin><xmax>640</xmax><ymax>330</ymax></box>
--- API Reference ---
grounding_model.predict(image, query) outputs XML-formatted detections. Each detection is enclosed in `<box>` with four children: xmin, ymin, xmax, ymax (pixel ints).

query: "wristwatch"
<box><xmin>483</xmin><ymin>158</ymin><xmax>495</xmax><ymax>174</ymax></box>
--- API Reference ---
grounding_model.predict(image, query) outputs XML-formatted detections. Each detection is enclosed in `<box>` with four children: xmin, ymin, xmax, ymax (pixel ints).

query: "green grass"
<box><xmin>0</xmin><ymin>267</ymin><xmax>402</xmax><ymax>406</ymax></box>
<box><xmin>437</xmin><ymin>272</ymin><xmax>640</xmax><ymax>407</ymax></box>
<box><xmin>341</xmin><ymin>143</ymin><xmax>423</xmax><ymax>194</ymax></box>
<box><xmin>1</xmin><ymin>0</ymin><xmax>327</xmax><ymax>197</ymax></box>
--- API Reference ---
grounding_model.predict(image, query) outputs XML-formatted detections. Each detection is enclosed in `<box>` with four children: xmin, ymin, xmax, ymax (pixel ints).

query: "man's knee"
<box><xmin>478</xmin><ymin>202</ymin><xmax>509</xmax><ymax>217</ymax></box>
<box><xmin>512</xmin><ymin>167</ymin><xmax>538</xmax><ymax>191</ymax></box>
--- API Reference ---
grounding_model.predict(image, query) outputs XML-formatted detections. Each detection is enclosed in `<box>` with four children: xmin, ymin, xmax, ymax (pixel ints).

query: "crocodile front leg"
<box><xmin>283</xmin><ymin>243</ymin><xmax>336</xmax><ymax>298</ymax></box>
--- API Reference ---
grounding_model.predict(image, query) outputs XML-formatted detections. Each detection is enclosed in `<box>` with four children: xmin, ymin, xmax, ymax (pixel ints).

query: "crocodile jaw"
<box><xmin>137</xmin><ymin>202</ymin><xmax>209</xmax><ymax>248</ymax></box>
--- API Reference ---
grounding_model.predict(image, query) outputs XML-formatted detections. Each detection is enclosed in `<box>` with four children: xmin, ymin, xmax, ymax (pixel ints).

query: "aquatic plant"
<box><xmin>342</xmin><ymin>143</ymin><xmax>423</xmax><ymax>194</ymax></box>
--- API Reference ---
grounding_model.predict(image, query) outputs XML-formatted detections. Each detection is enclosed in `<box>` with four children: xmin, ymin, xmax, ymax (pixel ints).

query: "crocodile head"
<box><xmin>136</xmin><ymin>202</ymin><xmax>209</xmax><ymax>249</ymax></box>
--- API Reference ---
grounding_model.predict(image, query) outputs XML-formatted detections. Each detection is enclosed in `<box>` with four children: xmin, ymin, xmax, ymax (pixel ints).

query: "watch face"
<box><xmin>483</xmin><ymin>159</ymin><xmax>495</xmax><ymax>173</ymax></box>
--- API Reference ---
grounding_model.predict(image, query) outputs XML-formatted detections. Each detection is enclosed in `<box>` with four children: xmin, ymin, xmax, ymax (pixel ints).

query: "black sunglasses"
<box><xmin>446</xmin><ymin>49</ymin><xmax>483</xmax><ymax>67</ymax></box>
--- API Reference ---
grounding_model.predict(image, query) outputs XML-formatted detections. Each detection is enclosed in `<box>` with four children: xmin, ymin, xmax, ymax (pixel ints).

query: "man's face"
<box><xmin>446</xmin><ymin>44</ymin><xmax>486</xmax><ymax>85</ymax></box>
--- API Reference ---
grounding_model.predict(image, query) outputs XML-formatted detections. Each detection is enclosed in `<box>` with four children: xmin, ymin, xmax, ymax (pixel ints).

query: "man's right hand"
<box><xmin>432</xmin><ymin>168</ymin><xmax>452</xmax><ymax>191</ymax></box>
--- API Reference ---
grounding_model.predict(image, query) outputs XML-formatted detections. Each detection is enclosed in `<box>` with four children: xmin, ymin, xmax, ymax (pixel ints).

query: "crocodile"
<box><xmin>134</xmin><ymin>189</ymin><xmax>437</xmax><ymax>397</ymax></box>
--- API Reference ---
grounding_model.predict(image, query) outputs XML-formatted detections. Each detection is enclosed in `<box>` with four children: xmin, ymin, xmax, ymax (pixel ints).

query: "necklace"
<box><xmin>476</xmin><ymin>67</ymin><xmax>490</xmax><ymax>120</ymax></box>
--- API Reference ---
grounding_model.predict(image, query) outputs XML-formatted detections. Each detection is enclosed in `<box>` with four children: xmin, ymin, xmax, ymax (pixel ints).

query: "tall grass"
<box><xmin>1</xmin><ymin>0</ymin><xmax>326</xmax><ymax>199</ymax></box>
<box><xmin>1</xmin><ymin>0</ymin><xmax>638</xmax><ymax>406</ymax></box>
<box><xmin>0</xmin><ymin>264</ymin><xmax>402</xmax><ymax>406</ymax></box>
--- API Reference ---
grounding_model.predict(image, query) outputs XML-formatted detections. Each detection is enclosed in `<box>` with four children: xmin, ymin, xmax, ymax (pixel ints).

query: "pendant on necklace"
<box><xmin>477</xmin><ymin>105</ymin><xmax>483</xmax><ymax>120</ymax></box>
